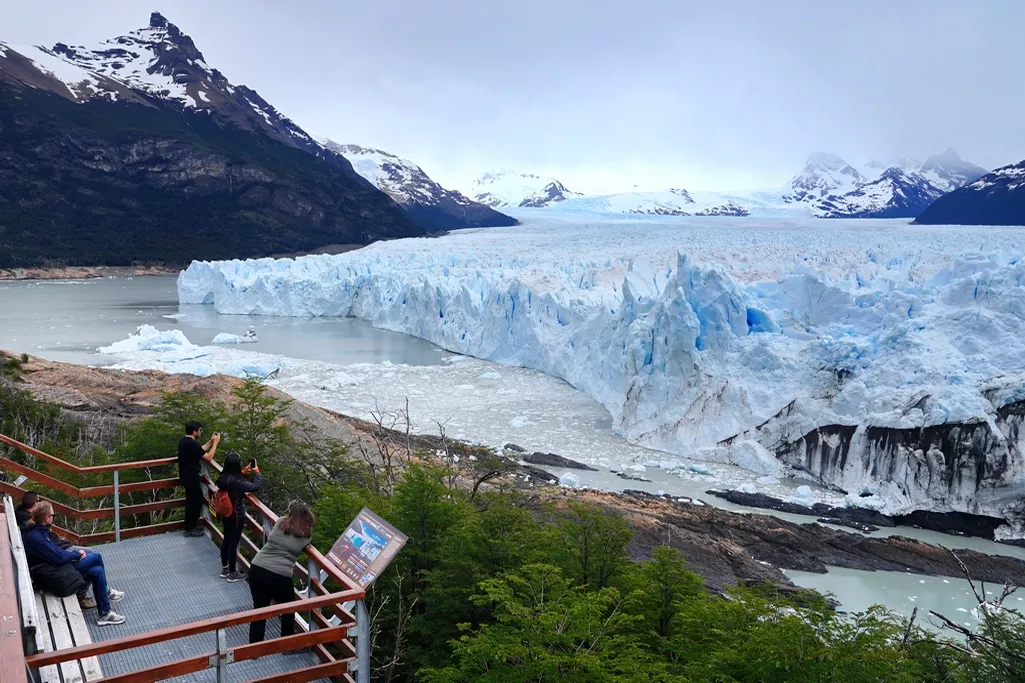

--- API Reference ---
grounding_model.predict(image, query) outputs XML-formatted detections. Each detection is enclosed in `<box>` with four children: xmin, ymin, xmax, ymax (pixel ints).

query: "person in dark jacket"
<box><xmin>216</xmin><ymin>451</ymin><xmax>262</xmax><ymax>583</ymax></box>
<box><xmin>24</xmin><ymin>502</ymin><xmax>126</xmax><ymax>626</ymax></box>
<box><xmin>178</xmin><ymin>420</ymin><xmax>220</xmax><ymax>537</ymax></box>
<box><xmin>16</xmin><ymin>492</ymin><xmax>97</xmax><ymax>609</ymax></box>
<box><xmin>247</xmin><ymin>500</ymin><xmax>314</xmax><ymax>646</ymax></box>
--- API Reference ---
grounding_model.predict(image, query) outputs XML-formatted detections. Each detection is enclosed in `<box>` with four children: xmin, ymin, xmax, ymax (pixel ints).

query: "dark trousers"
<box><xmin>221</xmin><ymin>513</ymin><xmax>244</xmax><ymax>572</ymax></box>
<box><xmin>182</xmin><ymin>479</ymin><xmax>204</xmax><ymax>532</ymax></box>
<box><xmin>247</xmin><ymin>564</ymin><xmax>297</xmax><ymax>643</ymax></box>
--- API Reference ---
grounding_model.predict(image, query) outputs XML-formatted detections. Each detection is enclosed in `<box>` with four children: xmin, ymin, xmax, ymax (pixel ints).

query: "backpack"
<box><xmin>214</xmin><ymin>488</ymin><xmax>234</xmax><ymax>519</ymax></box>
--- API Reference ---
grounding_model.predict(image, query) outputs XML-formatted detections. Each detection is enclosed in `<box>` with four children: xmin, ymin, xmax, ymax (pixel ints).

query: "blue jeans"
<box><xmin>75</xmin><ymin>552</ymin><xmax>111</xmax><ymax>614</ymax></box>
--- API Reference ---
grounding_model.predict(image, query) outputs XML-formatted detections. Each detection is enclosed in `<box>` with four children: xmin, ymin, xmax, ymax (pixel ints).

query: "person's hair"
<box><xmin>185</xmin><ymin>420</ymin><xmax>204</xmax><ymax>436</ymax></box>
<box><xmin>220</xmin><ymin>451</ymin><xmax>243</xmax><ymax>480</ymax></box>
<box><xmin>278</xmin><ymin>500</ymin><xmax>315</xmax><ymax>538</ymax></box>
<box><xmin>20</xmin><ymin>491</ymin><xmax>39</xmax><ymax>509</ymax></box>
<box><xmin>29</xmin><ymin>501</ymin><xmax>54</xmax><ymax>527</ymax></box>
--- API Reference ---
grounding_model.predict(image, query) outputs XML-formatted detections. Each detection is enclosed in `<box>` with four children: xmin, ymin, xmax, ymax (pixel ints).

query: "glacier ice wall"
<box><xmin>178</xmin><ymin>220</ymin><xmax>1025</xmax><ymax>521</ymax></box>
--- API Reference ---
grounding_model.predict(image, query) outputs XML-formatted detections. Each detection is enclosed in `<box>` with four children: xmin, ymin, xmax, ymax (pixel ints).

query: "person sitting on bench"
<box><xmin>15</xmin><ymin>491</ymin><xmax>97</xmax><ymax>609</ymax></box>
<box><xmin>23</xmin><ymin>501</ymin><xmax>127</xmax><ymax>626</ymax></box>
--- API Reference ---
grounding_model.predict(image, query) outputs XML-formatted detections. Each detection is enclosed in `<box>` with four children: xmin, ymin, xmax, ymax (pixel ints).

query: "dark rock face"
<box><xmin>0</xmin><ymin>85</ymin><xmax>421</xmax><ymax>266</ymax></box>
<box><xmin>816</xmin><ymin>168</ymin><xmax>944</xmax><ymax>219</ymax></box>
<box><xmin>522</xmin><ymin>451</ymin><xmax>598</xmax><ymax>471</ymax></box>
<box><xmin>707</xmin><ymin>487</ymin><xmax>1008</xmax><ymax>540</ymax></box>
<box><xmin>605</xmin><ymin>490</ymin><xmax>1025</xmax><ymax>592</ymax></box>
<box><xmin>915</xmin><ymin>160</ymin><xmax>1025</xmax><ymax>226</ymax></box>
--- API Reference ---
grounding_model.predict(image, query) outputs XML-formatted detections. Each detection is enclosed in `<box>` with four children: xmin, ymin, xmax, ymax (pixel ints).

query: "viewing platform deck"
<box><xmin>0</xmin><ymin>431</ymin><xmax>366</xmax><ymax>683</ymax></box>
<box><xmin>82</xmin><ymin>533</ymin><xmax>325</xmax><ymax>682</ymax></box>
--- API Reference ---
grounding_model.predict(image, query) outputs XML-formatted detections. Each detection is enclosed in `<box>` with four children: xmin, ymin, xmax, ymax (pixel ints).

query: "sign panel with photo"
<box><xmin>327</xmin><ymin>507</ymin><xmax>408</xmax><ymax>588</ymax></box>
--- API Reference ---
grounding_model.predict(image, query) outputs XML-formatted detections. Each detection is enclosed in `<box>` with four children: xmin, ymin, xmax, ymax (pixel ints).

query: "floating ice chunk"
<box><xmin>98</xmin><ymin>325</ymin><xmax>196</xmax><ymax>354</ymax></box>
<box><xmin>728</xmin><ymin>440</ymin><xmax>782</xmax><ymax>477</ymax></box>
<box><xmin>788</xmin><ymin>485</ymin><xmax>817</xmax><ymax>507</ymax></box>
<box><xmin>845</xmin><ymin>493</ymin><xmax>888</xmax><ymax>511</ymax></box>
<box><xmin>477</xmin><ymin>371</ymin><xmax>503</xmax><ymax>380</ymax></box>
<box><xmin>211</xmin><ymin>331</ymin><xmax>258</xmax><ymax>344</ymax></box>
<box><xmin>736</xmin><ymin>482</ymin><xmax>758</xmax><ymax>494</ymax></box>
<box><xmin>508</xmin><ymin>416</ymin><xmax>531</xmax><ymax>428</ymax></box>
<box><xmin>688</xmin><ymin>463</ymin><xmax>713</xmax><ymax>475</ymax></box>
<box><xmin>559</xmin><ymin>472</ymin><xmax>581</xmax><ymax>488</ymax></box>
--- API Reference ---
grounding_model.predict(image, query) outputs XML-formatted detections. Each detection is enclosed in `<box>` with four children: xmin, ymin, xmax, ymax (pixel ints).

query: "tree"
<box><xmin>421</xmin><ymin>564</ymin><xmax>668</xmax><ymax>683</ymax></box>
<box><xmin>553</xmin><ymin>503</ymin><xmax>633</xmax><ymax>590</ymax></box>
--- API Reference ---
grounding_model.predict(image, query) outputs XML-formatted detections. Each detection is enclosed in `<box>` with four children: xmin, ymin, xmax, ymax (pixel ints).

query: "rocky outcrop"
<box><xmin>521</xmin><ymin>451</ymin><xmax>598</xmax><ymax>471</ymax></box>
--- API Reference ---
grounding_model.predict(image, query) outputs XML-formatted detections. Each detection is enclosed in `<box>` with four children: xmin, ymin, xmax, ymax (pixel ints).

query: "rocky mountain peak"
<box><xmin>149</xmin><ymin>12</ymin><xmax>169</xmax><ymax>28</ymax></box>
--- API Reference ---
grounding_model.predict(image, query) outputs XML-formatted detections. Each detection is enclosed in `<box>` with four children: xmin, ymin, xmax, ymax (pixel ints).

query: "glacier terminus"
<box><xmin>178</xmin><ymin>215</ymin><xmax>1025</xmax><ymax>537</ymax></box>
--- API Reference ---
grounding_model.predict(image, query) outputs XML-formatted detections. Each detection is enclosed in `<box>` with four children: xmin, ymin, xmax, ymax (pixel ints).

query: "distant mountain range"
<box><xmin>465</xmin><ymin>149</ymin><xmax>995</xmax><ymax>221</ymax></box>
<box><xmin>0</xmin><ymin>13</ymin><xmax>512</xmax><ymax>267</ymax></box>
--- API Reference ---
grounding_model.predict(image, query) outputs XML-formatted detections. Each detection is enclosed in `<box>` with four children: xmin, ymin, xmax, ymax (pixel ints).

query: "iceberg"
<box><xmin>211</xmin><ymin>328</ymin><xmax>259</xmax><ymax>344</ymax></box>
<box><xmin>177</xmin><ymin>217</ymin><xmax>1025</xmax><ymax>523</ymax></box>
<box><xmin>98</xmin><ymin>325</ymin><xmax>197</xmax><ymax>354</ymax></box>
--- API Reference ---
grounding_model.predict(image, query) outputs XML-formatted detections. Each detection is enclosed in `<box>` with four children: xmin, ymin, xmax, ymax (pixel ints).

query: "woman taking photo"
<box><xmin>216</xmin><ymin>451</ymin><xmax>262</xmax><ymax>582</ymax></box>
<box><xmin>247</xmin><ymin>500</ymin><xmax>314</xmax><ymax>646</ymax></box>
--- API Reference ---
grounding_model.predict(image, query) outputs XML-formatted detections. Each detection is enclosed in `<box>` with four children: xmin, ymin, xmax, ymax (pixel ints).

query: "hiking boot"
<box><xmin>108</xmin><ymin>588</ymin><xmax>125</xmax><ymax>603</ymax></box>
<box><xmin>226</xmin><ymin>570</ymin><xmax>247</xmax><ymax>583</ymax></box>
<box><xmin>78</xmin><ymin>594</ymin><xmax>97</xmax><ymax>610</ymax></box>
<box><xmin>97</xmin><ymin>610</ymin><xmax>126</xmax><ymax>626</ymax></box>
<box><xmin>219</xmin><ymin>565</ymin><xmax>230</xmax><ymax>578</ymax></box>
<box><xmin>183</xmin><ymin>529</ymin><xmax>205</xmax><ymax>538</ymax></box>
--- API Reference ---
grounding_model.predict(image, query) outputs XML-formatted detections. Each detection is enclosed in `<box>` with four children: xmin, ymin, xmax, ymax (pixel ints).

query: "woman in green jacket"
<box><xmin>247</xmin><ymin>500</ymin><xmax>314</xmax><ymax>645</ymax></box>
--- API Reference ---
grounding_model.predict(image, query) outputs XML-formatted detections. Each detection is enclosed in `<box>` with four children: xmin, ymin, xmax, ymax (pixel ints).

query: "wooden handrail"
<box><xmin>202</xmin><ymin>467</ymin><xmax>365</xmax><ymax>595</ymax></box>
<box><xmin>94</xmin><ymin>628</ymin><xmax>353</xmax><ymax>683</ymax></box>
<box><xmin>0</xmin><ymin>480</ymin><xmax>182</xmax><ymax>522</ymax></box>
<box><xmin>0</xmin><ymin>433</ymin><xmax>176</xmax><ymax>473</ymax></box>
<box><xmin>26</xmin><ymin>589</ymin><xmax>359</xmax><ymax>668</ymax></box>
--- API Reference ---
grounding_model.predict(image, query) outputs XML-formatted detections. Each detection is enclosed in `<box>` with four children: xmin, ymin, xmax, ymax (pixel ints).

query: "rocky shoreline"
<box><xmin>0</xmin><ymin>265</ymin><xmax>180</xmax><ymax>281</ymax></box>
<box><xmin>5</xmin><ymin>350</ymin><xmax>1025</xmax><ymax>595</ymax></box>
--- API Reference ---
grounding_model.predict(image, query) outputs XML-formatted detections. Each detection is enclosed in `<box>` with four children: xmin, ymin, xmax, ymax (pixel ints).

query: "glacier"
<box><xmin>178</xmin><ymin>217</ymin><xmax>1025</xmax><ymax>527</ymax></box>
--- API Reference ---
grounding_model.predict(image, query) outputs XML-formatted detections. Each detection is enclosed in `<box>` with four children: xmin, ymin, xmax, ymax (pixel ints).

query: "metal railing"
<box><xmin>0</xmin><ymin>432</ymin><xmax>368</xmax><ymax>682</ymax></box>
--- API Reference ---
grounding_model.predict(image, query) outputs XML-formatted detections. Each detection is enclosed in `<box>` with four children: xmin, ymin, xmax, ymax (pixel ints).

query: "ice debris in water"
<box><xmin>559</xmin><ymin>472</ymin><xmax>581</xmax><ymax>488</ymax></box>
<box><xmin>788</xmin><ymin>485</ymin><xmax>817</xmax><ymax>507</ymax></box>
<box><xmin>98</xmin><ymin>325</ymin><xmax>196</xmax><ymax>354</ymax></box>
<box><xmin>211</xmin><ymin>328</ymin><xmax>258</xmax><ymax>344</ymax></box>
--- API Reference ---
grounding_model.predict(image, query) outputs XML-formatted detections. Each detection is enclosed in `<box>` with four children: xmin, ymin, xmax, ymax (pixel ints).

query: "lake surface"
<box><xmin>1</xmin><ymin>275</ymin><xmax>1018</xmax><ymax>623</ymax></box>
<box><xmin>0</xmin><ymin>276</ymin><xmax>444</xmax><ymax>367</ymax></box>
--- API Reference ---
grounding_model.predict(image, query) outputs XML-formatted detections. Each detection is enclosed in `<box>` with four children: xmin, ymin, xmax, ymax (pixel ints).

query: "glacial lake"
<box><xmin>0</xmin><ymin>274</ymin><xmax>1019</xmax><ymax>627</ymax></box>
<box><xmin>0</xmin><ymin>276</ymin><xmax>445</xmax><ymax>367</ymax></box>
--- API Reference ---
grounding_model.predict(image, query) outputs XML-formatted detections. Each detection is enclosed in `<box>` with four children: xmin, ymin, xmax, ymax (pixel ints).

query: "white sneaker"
<box><xmin>97</xmin><ymin>610</ymin><xmax>126</xmax><ymax>626</ymax></box>
<box><xmin>108</xmin><ymin>588</ymin><xmax>125</xmax><ymax>602</ymax></box>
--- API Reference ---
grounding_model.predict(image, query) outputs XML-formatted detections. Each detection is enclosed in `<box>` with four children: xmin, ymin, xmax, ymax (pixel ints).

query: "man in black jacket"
<box><xmin>178</xmin><ymin>420</ymin><xmax>220</xmax><ymax>537</ymax></box>
<box><xmin>17</xmin><ymin>491</ymin><xmax>97</xmax><ymax>608</ymax></box>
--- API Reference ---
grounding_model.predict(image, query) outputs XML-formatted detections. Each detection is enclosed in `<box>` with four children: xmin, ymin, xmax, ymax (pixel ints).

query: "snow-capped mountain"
<box><xmin>814</xmin><ymin>168</ymin><xmax>946</xmax><ymax>219</ymax></box>
<box><xmin>543</xmin><ymin>189</ymin><xmax>752</xmax><ymax>217</ymax></box>
<box><xmin>917</xmin><ymin>148</ymin><xmax>988</xmax><ymax>193</ymax></box>
<box><xmin>0</xmin><ymin>13</ymin><xmax>420</xmax><ymax>267</ymax></box>
<box><xmin>782</xmin><ymin>153</ymin><xmax>866</xmax><ymax>204</ymax></box>
<box><xmin>812</xmin><ymin>149</ymin><xmax>987</xmax><ymax>219</ymax></box>
<box><xmin>1</xmin><ymin>13</ymin><xmax>316</xmax><ymax>151</ymax></box>
<box><xmin>915</xmin><ymin>160</ymin><xmax>1025</xmax><ymax>226</ymax></box>
<box><xmin>320</xmin><ymin>141</ymin><xmax>516</xmax><ymax>231</ymax></box>
<box><xmin>469</xmin><ymin>172</ymin><xmax>582</xmax><ymax>208</ymax></box>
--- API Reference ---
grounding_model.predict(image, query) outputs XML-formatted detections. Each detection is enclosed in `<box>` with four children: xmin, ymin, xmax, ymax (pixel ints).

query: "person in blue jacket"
<box><xmin>24</xmin><ymin>501</ymin><xmax>127</xmax><ymax>626</ymax></box>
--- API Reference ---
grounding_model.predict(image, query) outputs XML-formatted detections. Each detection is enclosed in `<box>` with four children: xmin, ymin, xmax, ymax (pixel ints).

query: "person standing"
<box><xmin>178</xmin><ymin>420</ymin><xmax>220</xmax><ymax>537</ymax></box>
<box><xmin>216</xmin><ymin>452</ymin><xmax>262</xmax><ymax>582</ymax></box>
<box><xmin>247</xmin><ymin>500</ymin><xmax>314</xmax><ymax>647</ymax></box>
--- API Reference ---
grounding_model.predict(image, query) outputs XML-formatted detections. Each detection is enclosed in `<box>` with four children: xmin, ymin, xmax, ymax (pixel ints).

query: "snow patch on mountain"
<box><xmin>469</xmin><ymin>172</ymin><xmax>582</xmax><ymax>208</ymax></box>
<box><xmin>783</xmin><ymin>153</ymin><xmax>866</xmax><ymax>204</ymax></box>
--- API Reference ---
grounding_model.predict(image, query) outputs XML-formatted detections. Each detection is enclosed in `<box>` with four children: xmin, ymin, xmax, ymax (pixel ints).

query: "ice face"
<box><xmin>178</xmin><ymin>217</ymin><xmax>1025</xmax><ymax>520</ymax></box>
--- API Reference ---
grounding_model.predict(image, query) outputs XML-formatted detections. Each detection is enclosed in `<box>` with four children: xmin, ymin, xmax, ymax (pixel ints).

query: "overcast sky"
<box><xmin>7</xmin><ymin>1</ymin><xmax>1025</xmax><ymax>193</ymax></box>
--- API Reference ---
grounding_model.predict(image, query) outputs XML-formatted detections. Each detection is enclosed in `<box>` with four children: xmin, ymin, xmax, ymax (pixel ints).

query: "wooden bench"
<box><xmin>33</xmin><ymin>590</ymin><xmax>103</xmax><ymax>683</ymax></box>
